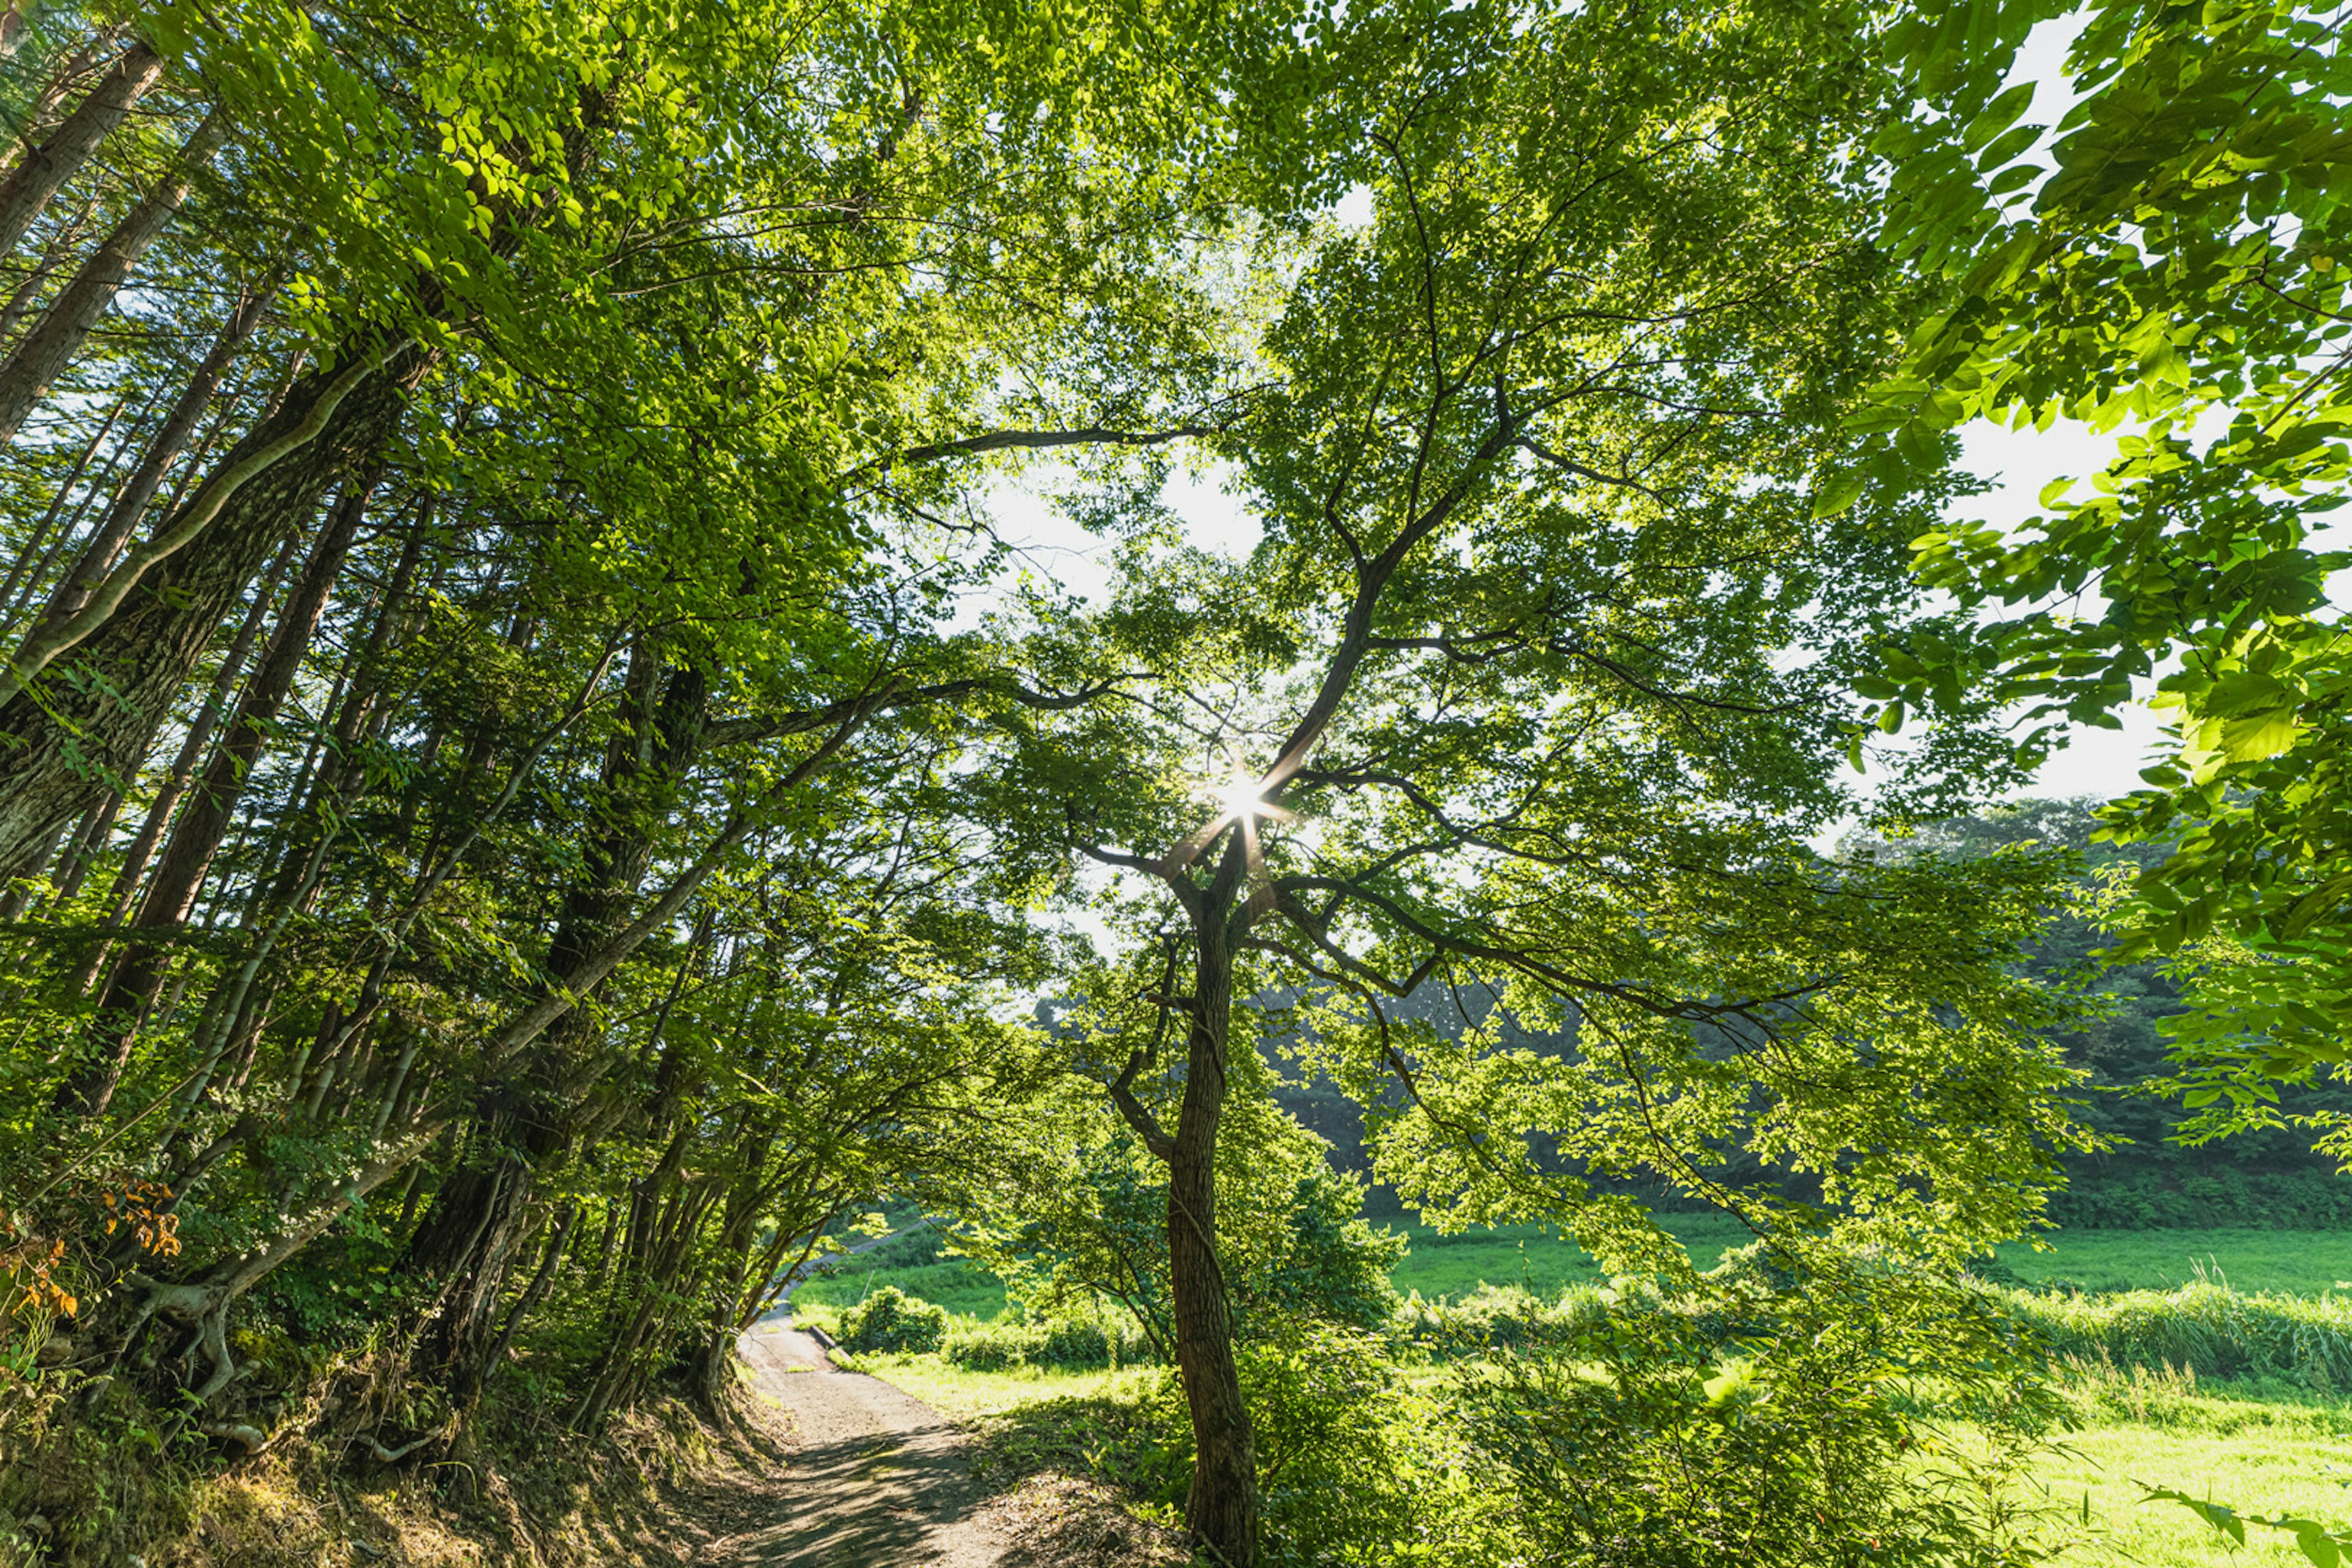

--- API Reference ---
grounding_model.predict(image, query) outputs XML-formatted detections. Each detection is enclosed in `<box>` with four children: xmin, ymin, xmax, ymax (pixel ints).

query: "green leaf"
<box><xmin>1812</xmin><ymin>470</ymin><xmax>1868</xmax><ymax>518</ymax></box>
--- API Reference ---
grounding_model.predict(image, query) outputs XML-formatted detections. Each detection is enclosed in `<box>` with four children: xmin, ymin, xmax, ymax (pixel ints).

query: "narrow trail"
<box><xmin>720</xmin><ymin>1230</ymin><xmax>1008</xmax><ymax>1567</ymax></box>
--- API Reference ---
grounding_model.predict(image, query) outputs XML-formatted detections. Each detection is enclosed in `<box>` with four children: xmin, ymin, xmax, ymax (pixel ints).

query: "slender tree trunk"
<box><xmin>0</xmin><ymin>349</ymin><xmax>410</xmax><ymax>883</ymax></box>
<box><xmin>91</xmin><ymin>538</ymin><xmax>288</xmax><ymax>935</ymax></box>
<box><xmin>58</xmin><ymin>472</ymin><xmax>375</xmax><ymax>1114</ymax></box>
<box><xmin>0</xmin><ymin>386</ymin><xmax>127</xmax><ymax>617</ymax></box>
<box><xmin>49</xmin><ymin>789</ymin><xmax>119</xmax><ymax>902</ymax></box>
<box><xmin>1169</xmin><ymin>911</ymin><xmax>1257</xmax><ymax>1567</ymax></box>
<box><xmin>3</xmin><ymin>390</ymin><xmax>157</xmax><ymax>629</ymax></box>
<box><xmin>0</xmin><ymin>39</ymin><xmax>161</xmax><ymax>259</ymax></box>
<box><xmin>40</xmin><ymin>272</ymin><xmax>277</xmax><ymax>625</ymax></box>
<box><xmin>688</xmin><ymin>1126</ymin><xmax>777</xmax><ymax>1411</ymax></box>
<box><xmin>0</xmin><ymin>112</ymin><xmax>225</xmax><ymax>445</ymax></box>
<box><xmin>487</xmin><ymin>1202</ymin><xmax>574</xmax><ymax>1366</ymax></box>
<box><xmin>0</xmin><ymin>186</ymin><xmax>101</xmax><ymax>348</ymax></box>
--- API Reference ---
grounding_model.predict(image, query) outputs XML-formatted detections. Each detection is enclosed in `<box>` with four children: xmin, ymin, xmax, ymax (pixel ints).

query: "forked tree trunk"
<box><xmin>686</xmin><ymin>1126</ymin><xmax>778</xmax><ymax>1413</ymax></box>
<box><xmin>404</xmin><ymin>1118</ymin><xmax>558</xmax><ymax>1416</ymax></box>
<box><xmin>1169</xmin><ymin>914</ymin><xmax>1257</xmax><ymax>1566</ymax></box>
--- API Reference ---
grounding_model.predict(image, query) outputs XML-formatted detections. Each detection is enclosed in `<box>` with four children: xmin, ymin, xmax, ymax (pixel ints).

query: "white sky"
<box><xmin>1954</xmin><ymin>419</ymin><xmax>2174</xmax><ymax>806</ymax></box>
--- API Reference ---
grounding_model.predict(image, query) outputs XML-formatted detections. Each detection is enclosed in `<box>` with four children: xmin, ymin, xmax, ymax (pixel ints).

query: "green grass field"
<box><xmin>1394</xmin><ymin>1217</ymin><xmax>2352</xmax><ymax>1302</ymax></box>
<box><xmin>790</xmin><ymin>1218</ymin><xmax>2352</xmax><ymax>1566</ymax></box>
<box><xmin>1988</xmin><ymin>1227</ymin><xmax>2352</xmax><ymax>1297</ymax></box>
<box><xmin>792</xmin><ymin>1254</ymin><xmax>1008</xmax><ymax>1319</ymax></box>
<box><xmin>1388</xmin><ymin>1213</ymin><xmax>1754</xmax><ymax>1298</ymax></box>
<box><xmin>790</xmin><ymin>1216</ymin><xmax>2352</xmax><ymax>1320</ymax></box>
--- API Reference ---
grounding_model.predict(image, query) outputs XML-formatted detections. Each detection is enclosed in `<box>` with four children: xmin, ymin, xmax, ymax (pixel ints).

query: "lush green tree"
<box><xmin>961</xmin><ymin>1034</ymin><xmax>1405</xmax><ymax>1362</ymax></box>
<box><xmin>1857</xmin><ymin>0</ymin><xmax>2352</xmax><ymax>1125</ymax></box>
<box><xmin>984</xmin><ymin>4</ymin><xmax>2091</xmax><ymax>1556</ymax></box>
<box><xmin>1847</xmin><ymin>798</ymin><xmax>2352</xmax><ymax>1230</ymax></box>
<box><xmin>0</xmin><ymin>0</ymin><xmax>1289</xmax><ymax>1481</ymax></box>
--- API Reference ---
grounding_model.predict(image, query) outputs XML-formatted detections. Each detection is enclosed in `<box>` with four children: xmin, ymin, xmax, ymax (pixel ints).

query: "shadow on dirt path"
<box><xmin>721</xmin><ymin>1308</ymin><xmax>1005</xmax><ymax>1567</ymax></box>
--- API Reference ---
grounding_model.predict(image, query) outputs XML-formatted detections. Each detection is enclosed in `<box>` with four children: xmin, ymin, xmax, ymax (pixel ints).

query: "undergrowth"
<box><xmin>0</xmin><ymin>1355</ymin><xmax>796</xmax><ymax>1568</ymax></box>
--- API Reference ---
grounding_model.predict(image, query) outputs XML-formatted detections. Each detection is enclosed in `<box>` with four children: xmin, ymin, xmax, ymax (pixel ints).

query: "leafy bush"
<box><xmin>1235</xmin><ymin>1325</ymin><xmax>1504</xmax><ymax>1567</ymax></box>
<box><xmin>834</xmin><ymin>1287</ymin><xmax>948</xmax><ymax>1355</ymax></box>
<box><xmin>2046</xmin><ymin>1169</ymin><xmax>2352</xmax><ymax>1231</ymax></box>
<box><xmin>1397</xmin><ymin>1283</ymin><xmax>1613</xmax><ymax>1349</ymax></box>
<box><xmin>1453</xmin><ymin>1260</ymin><xmax>2061</xmax><ymax>1568</ymax></box>
<box><xmin>941</xmin><ymin>1320</ymin><xmax>1032</xmax><ymax>1371</ymax></box>
<box><xmin>941</xmin><ymin>1316</ymin><xmax>1159</xmax><ymax>1371</ymax></box>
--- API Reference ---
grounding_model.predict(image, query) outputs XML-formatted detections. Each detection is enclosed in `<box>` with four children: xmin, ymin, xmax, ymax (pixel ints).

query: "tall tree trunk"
<box><xmin>2</xmin><ymin>388</ymin><xmax>155</xmax><ymax>625</ymax></box>
<box><xmin>402</xmin><ymin>658</ymin><xmax>713</xmax><ymax>1414</ymax></box>
<box><xmin>1169</xmin><ymin>911</ymin><xmax>1257</xmax><ymax>1567</ymax></box>
<box><xmin>0</xmin><ymin>39</ymin><xmax>161</xmax><ymax>258</ymax></box>
<box><xmin>40</xmin><ymin>271</ymin><xmax>277</xmax><ymax>625</ymax></box>
<box><xmin>403</xmin><ymin>1113</ymin><xmax>560</xmax><ymax>1419</ymax></box>
<box><xmin>59</xmin><ymin>473</ymin><xmax>375</xmax><ymax>1114</ymax></box>
<box><xmin>0</xmin><ymin>186</ymin><xmax>102</xmax><ymax>348</ymax></box>
<box><xmin>687</xmin><ymin>1125</ymin><xmax>778</xmax><ymax>1412</ymax></box>
<box><xmin>0</xmin><ymin>349</ymin><xmax>410</xmax><ymax>884</ymax></box>
<box><xmin>50</xmin><ymin>789</ymin><xmax>119</xmax><ymax>902</ymax></box>
<box><xmin>0</xmin><ymin>386</ymin><xmax>126</xmax><ymax>617</ymax></box>
<box><xmin>91</xmin><ymin>538</ymin><xmax>288</xmax><ymax>934</ymax></box>
<box><xmin>0</xmin><ymin>111</ymin><xmax>224</xmax><ymax>445</ymax></box>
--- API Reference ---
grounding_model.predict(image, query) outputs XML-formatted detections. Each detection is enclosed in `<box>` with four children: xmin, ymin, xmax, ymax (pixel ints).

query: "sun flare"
<box><xmin>1218</xmin><ymin>774</ymin><xmax>1272</xmax><ymax>821</ymax></box>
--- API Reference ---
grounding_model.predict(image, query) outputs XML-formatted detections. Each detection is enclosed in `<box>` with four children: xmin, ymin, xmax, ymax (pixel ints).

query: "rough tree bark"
<box><xmin>402</xmin><ymin>659</ymin><xmax>710</xmax><ymax>1414</ymax></box>
<box><xmin>0</xmin><ymin>112</ymin><xmax>225</xmax><ymax>445</ymax></box>
<box><xmin>1167</xmin><ymin>902</ymin><xmax>1257</xmax><ymax>1565</ymax></box>
<box><xmin>0</xmin><ymin>38</ymin><xmax>162</xmax><ymax>257</ymax></box>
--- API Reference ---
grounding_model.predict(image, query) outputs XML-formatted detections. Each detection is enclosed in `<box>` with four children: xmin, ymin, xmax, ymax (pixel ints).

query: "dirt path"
<box><xmin>722</xmin><ymin>1308</ymin><xmax>1006</xmax><ymax>1567</ymax></box>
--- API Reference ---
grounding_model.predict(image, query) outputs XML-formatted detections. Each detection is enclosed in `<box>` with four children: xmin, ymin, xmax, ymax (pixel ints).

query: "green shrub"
<box><xmin>1093</xmin><ymin>1329</ymin><xmax>1507</xmax><ymax>1567</ymax></box>
<box><xmin>1454</xmin><ymin>1261</ymin><xmax>2060</xmax><ymax>1568</ymax></box>
<box><xmin>2046</xmin><ymin>1169</ymin><xmax>2352</xmax><ymax>1231</ymax></box>
<box><xmin>1398</xmin><ymin>1282</ymin><xmax>1615</xmax><ymax>1349</ymax></box>
<box><xmin>941</xmin><ymin>1320</ymin><xmax>1032</xmax><ymax>1371</ymax></box>
<box><xmin>940</xmin><ymin>1316</ymin><xmax>1159</xmax><ymax>1371</ymax></box>
<box><xmin>835</xmin><ymin>1286</ymin><xmax>948</xmax><ymax>1354</ymax></box>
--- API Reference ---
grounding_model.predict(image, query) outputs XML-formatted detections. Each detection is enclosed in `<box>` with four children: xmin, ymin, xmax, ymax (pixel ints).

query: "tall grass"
<box><xmin>1391</xmin><ymin>1271</ymin><xmax>2352</xmax><ymax>1400</ymax></box>
<box><xmin>2010</xmin><ymin>1275</ymin><xmax>2352</xmax><ymax>1393</ymax></box>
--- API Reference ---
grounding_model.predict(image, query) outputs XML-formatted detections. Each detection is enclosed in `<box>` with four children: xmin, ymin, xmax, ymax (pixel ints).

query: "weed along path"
<box><xmin>723</xmin><ymin>1308</ymin><xmax>1007</xmax><ymax>1567</ymax></box>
